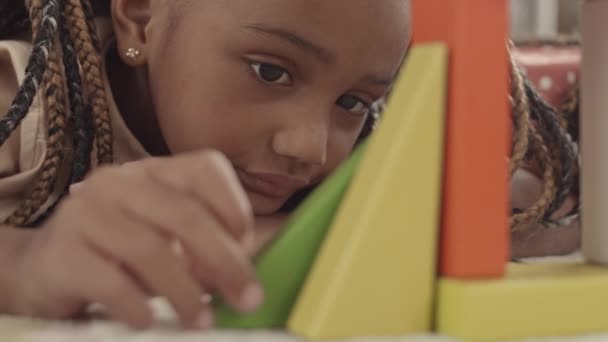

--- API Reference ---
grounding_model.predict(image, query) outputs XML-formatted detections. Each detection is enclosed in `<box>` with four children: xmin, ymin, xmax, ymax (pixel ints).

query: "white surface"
<box><xmin>3</xmin><ymin>313</ymin><xmax>608</xmax><ymax>342</ymax></box>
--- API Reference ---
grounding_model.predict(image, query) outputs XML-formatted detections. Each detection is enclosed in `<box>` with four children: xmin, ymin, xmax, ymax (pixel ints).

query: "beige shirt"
<box><xmin>0</xmin><ymin>19</ymin><xmax>147</xmax><ymax>223</ymax></box>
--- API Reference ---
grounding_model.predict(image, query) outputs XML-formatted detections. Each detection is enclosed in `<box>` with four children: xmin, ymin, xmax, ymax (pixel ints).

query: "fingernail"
<box><xmin>193</xmin><ymin>310</ymin><xmax>214</xmax><ymax>330</ymax></box>
<box><xmin>170</xmin><ymin>240</ymin><xmax>184</xmax><ymax>256</ymax></box>
<box><xmin>201</xmin><ymin>293</ymin><xmax>214</xmax><ymax>304</ymax></box>
<box><xmin>240</xmin><ymin>283</ymin><xmax>264</xmax><ymax>312</ymax></box>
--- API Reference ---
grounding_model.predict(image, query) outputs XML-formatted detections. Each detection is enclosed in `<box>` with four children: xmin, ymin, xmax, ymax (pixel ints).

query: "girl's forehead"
<box><xmin>166</xmin><ymin>0</ymin><xmax>410</xmax><ymax>76</ymax></box>
<box><xmin>229</xmin><ymin>1</ymin><xmax>409</xmax><ymax>52</ymax></box>
<box><xmin>172</xmin><ymin>0</ymin><xmax>410</xmax><ymax>33</ymax></box>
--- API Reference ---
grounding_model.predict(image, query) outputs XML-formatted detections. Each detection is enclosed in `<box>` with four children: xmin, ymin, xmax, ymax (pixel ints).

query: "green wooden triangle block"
<box><xmin>214</xmin><ymin>140</ymin><xmax>368</xmax><ymax>328</ymax></box>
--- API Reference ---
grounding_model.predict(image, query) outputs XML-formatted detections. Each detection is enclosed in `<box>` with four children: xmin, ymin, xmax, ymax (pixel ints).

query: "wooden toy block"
<box><xmin>411</xmin><ymin>0</ymin><xmax>510</xmax><ymax>277</ymax></box>
<box><xmin>287</xmin><ymin>43</ymin><xmax>447</xmax><ymax>339</ymax></box>
<box><xmin>214</xmin><ymin>141</ymin><xmax>367</xmax><ymax>328</ymax></box>
<box><xmin>581</xmin><ymin>0</ymin><xmax>608</xmax><ymax>264</ymax></box>
<box><xmin>437</xmin><ymin>259</ymin><xmax>608</xmax><ymax>341</ymax></box>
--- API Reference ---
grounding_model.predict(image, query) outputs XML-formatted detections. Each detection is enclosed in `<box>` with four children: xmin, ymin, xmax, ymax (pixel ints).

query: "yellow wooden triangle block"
<box><xmin>286</xmin><ymin>43</ymin><xmax>448</xmax><ymax>339</ymax></box>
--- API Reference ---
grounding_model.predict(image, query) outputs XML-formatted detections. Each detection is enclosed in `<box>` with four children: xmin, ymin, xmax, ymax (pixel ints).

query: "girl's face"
<box><xmin>111</xmin><ymin>0</ymin><xmax>410</xmax><ymax>214</ymax></box>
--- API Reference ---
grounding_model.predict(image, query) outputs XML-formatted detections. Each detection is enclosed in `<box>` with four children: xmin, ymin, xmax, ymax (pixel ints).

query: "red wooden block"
<box><xmin>411</xmin><ymin>0</ymin><xmax>511</xmax><ymax>278</ymax></box>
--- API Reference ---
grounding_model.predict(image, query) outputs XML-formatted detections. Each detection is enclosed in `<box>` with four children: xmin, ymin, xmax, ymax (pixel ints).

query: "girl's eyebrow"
<box><xmin>242</xmin><ymin>23</ymin><xmax>334</xmax><ymax>65</ymax></box>
<box><xmin>362</xmin><ymin>74</ymin><xmax>394</xmax><ymax>87</ymax></box>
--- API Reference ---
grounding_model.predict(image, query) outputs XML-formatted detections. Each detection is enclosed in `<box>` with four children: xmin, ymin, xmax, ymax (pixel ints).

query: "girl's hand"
<box><xmin>9</xmin><ymin>150</ymin><xmax>261</xmax><ymax>330</ymax></box>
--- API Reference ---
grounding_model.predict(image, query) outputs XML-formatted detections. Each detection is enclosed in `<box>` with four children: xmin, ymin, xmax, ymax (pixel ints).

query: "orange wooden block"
<box><xmin>411</xmin><ymin>0</ymin><xmax>511</xmax><ymax>278</ymax></box>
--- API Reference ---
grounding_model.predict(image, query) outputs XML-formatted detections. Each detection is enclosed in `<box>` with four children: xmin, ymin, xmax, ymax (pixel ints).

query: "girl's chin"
<box><xmin>247</xmin><ymin>190</ymin><xmax>290</xmax><ymax>216</ymax></box>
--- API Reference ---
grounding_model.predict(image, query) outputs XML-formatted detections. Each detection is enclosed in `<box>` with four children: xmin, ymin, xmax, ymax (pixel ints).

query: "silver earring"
<box><xmin>125</xmin><ymin>48</ymin><xmax>140</xmax><ymax>61</ymax></box>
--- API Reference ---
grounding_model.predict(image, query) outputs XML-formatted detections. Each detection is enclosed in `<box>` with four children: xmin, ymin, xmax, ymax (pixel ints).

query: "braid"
<box><xmin>0</xmin><ymin>1</ymin><xmax>57</xmax><ymax>148</ymax></box>
<box><xmin>524</xmin><ymin>78</ymin><xmax>578</xmax><ymax>220</ymax></box>
<box><xmin>21</xmin><ymin>0</ymin><xmax>103</xmax><ymax>226</ymax></box>
<box><xmin>5</xmin><ymin>0</ymin><xmax>68</xmax><ymax>226</ymax></box>
<box><xmin>511</xmin><ymin>123</ymin><xmax>557</xmax><ymax>230</ymax></box>
<box><xmin>509</xmin><ymin>49</ymin><xmax>530</xmax><ymax>176</ymax></box>
<box><xmin>28</xmin><ymin>0</ymin><xmax>42</xmax><ymax>34</ymax></box>
<box><xmin>561</xmin><ymin>85</ymin><xmax>580</xmax><ymax>142</ymax></box>
<box><xmin>560</xmin><ymin>85</ymin><xmax>580</xmax><ymax>206</ymax></box>
<box><xmin>64</xmin><ymin>0</ymin><xmax>113</xmax><ymax>165</ymax></box>
<box><xmin>508</xmin><ymin>41</ymin><xmax>580</xmax><ymax>231</ymax></box>
<box><xmin>79</xmin><ymin>0</ymin><xmax>100</xmax><ymax>52</ymax></box>
<box><xmin>60</xmin><ymin>4</ymin><xmax>93</xmax><ymax>184</ymax></box>
<box><xmin>0</xmin><ymin>0</ymin><xmax>115</xmax><ymax>227</ymax></box>
<box><xmin>7</xmin><ymin>44</ymin><xmax>68</xmax><ymax>225</ymax></box>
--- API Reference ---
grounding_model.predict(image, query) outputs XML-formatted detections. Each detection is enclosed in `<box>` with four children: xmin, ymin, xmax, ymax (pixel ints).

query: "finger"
<box><xmin>102</xmin><ymin>174</ymin><xmax>262</xmax><ymax>313</ymax></box>
<box><xmin>138</xmin><ymin>151</ymin><xmax>255</xmax><ymax>244</ymax></box>
<box><xmin>83</xmin><ymin>166</ymin><xmax>262</xmax><ymax>313</ymax></box>
<box><xmin>161</xmin><ymin>208</ymin><xmax>263</xmax><ymax>314</ymax></box>
<box><xmin>70</xmin><ymin>241</ymin><xmax>153</xmax><ymax>329</ymax></box>
<box><xmin>81</xmin><ymin>211</ymin><xmax>211</xmax><ymax>329</ymax></box>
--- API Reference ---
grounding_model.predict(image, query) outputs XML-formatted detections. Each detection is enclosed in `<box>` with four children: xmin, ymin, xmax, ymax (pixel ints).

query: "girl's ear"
<box><xmin>110</xmin><ymin>0</ymin><xmax>153</xmax><ymax>66</ymax></box>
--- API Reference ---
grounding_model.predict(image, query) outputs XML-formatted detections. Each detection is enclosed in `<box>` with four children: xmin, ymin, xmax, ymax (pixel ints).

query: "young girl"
<box><xmin>0</xmin><ymin>0</ymin><xmax>410</xmax><ymax>331</ymax></box>
<box><xmin>0</xmin><ymin>0</ymin><xmax>580</xmax><ymax>332</ymax></box>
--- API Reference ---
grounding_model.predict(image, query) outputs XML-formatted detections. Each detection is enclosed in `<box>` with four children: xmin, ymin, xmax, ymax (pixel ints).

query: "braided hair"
<box><xmin>509</xmin><ymin>43</ymin><xmax>580</xmax><ymax>231</ymax></box>
<box><xmin>0</xmin><ymin>0</ymin><xmax>113</xmax><ymax>227</ymax></box>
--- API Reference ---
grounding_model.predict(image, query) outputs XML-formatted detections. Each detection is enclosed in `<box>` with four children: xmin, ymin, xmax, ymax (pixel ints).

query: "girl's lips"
<box><xmin>236</xmin><ymin>169</ymin><xmax>310</xmax><ymax>198</ymax></box>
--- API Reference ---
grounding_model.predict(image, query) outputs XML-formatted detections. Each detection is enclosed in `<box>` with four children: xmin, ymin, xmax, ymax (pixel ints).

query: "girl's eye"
<box><xmin>336</xmin><ymin>94</ymin><xmax>370</xmax><ymax>116</ymax></box>
<box><xmin>250</xmin><ymin>62</ymin><xmax>292</xmax><ymax>85</ymax></box>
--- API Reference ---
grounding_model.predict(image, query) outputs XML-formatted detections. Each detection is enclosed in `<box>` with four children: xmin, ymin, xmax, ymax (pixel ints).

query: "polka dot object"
<box><xmin>512</xmin><ymin>45</ymin><xmax>581</xmax><ymax>108</ymax></box>
<box><xmin>539</xmin><ymin>76</ymin><xmax>554</xmax><ymax>91</ymax></box>
<box><xmin>567</xmin><ymin>71</ymin><xmax>577</xmax><ymax>84</ymax></box>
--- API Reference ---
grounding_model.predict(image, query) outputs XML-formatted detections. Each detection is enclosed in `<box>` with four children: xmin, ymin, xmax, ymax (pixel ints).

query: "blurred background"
<box><xmin>508</xmin><ymin>0</ymin><xmax>581</xmax><ymax>112</ymax></box>
<box><xmin>510</xmin><ymin>0</ymin><xmax>581</xmax><ymax>40</ymax></box>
